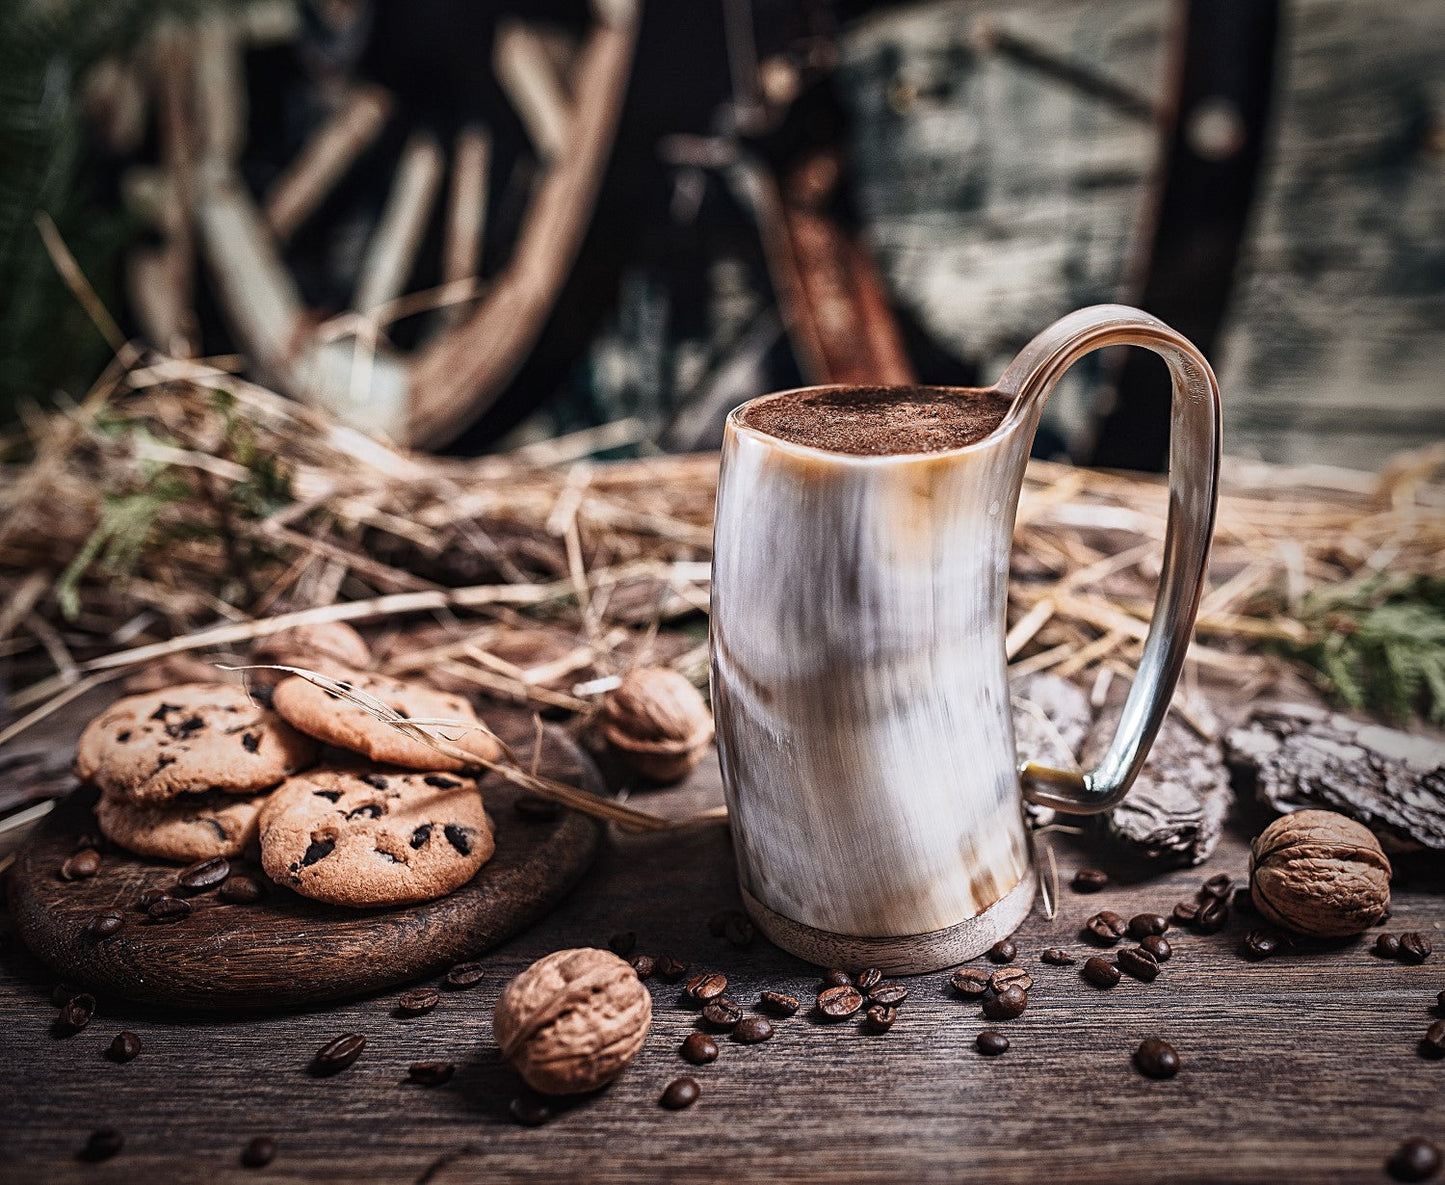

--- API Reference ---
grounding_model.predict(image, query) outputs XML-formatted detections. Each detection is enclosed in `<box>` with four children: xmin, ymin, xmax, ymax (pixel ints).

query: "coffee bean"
<box><xmin>608</xmin><ymin>931</ymin><xmax>636</xmax><ymax>957</ymax></box>
<box><xmin>444</xmin><ymin>961</ymin><xmax>485</xmax><ymax>989</ymax></box>
<box><xmin>57</xmin><ymin>993</ymin><xmax>96</xmax><ymax>1032</ymax></box>
<box><xmin>982</xmin><ymin>984</ymin><xmax>1028</xmax><ymax>1020</ymax></box>
<box><xmin>654</xmin><ymin>954</ymin><xmax>689</xmax><ymax>982</ymax></box>
<box><xmin>1172</xmin><ymin>900</ymin><xmax>1200</xmax><ymax>925</ymax></box>
<box><xmin>51</xmin><ymin>982</ymin><xmax>81</xmax><ymax>1006</ymax></box>
<box><xmin>86</xmin><ymin>910</ymin><xmax>123</xmax><ymax>939</ymax></box>
<box><xmin>1240</xmin><ymin>929</ymin><xmax>1285</xmax><ymax>960</ymax></box>
<box><xmin>76</xmin><ymin>831</ymin><xmax>103</xmax><ymax>850</ymax></box>
<box><xmin>661</xmin><ymin>1077</ymin><xmax>700</xmax><ymax>1109</ymax></box>
<box><xmin>733</xmin><ymin>1016</ymin><xmax>774</xmax><ymax>1044</ymax></box>
<box><xmin>1200</xmin><ymin>873</ymin><xmax>1233</xmax><ymax>900</ymax></box>
<box><xmin>1399</xmin><ymin>933</ymin><xmax>1433</xmax><ymax>964</ymax></box>
<box><xmin>1128</xmin><ymin>913</ymin><xmax>1169</xmax><ymax>939</ymax></box>
<box><xmin>138</xmin><ymin>889</ymin><xmax>168</xmax><ymax>910</ymax></box>
<box><xmin>723</xmin><ymin>913</ymin><xmax>755</xmax><ymax>948</ymax></box>
<box><xmin>1388</xmin><ymin>1138</ymin><xmax>1442</xmax><ymax>1183</ymax></box>
<box><xmin>702</xmin><ymin>997</ymin><xmax>744</xmax><ymax>1029</ymax></box>
<box><xmin>987</xmin><ymin>939</ymin><xmax>1017</xmax><ymax>963</ymax></box>
<box><xmin>686</xmin><ymin>972</ymin><xmax>728</xmax><ymax>1002</ymax></box>
<box><xmin>407</xmin><ymin>1062</ymin><xmax>455</xmax><ymax>1086</ymax></box>
<box><xmin>864</xmin><ymin>1005</ymin><xmax>897</xmax><ymax>1033</ymax></box>
<box><xmin>868</xmin><ymin>982</ymin><xmax>909</xmax><ymax>1007</ymax></box>
<box><xmin>1117</xmin><ymin>947</ymin><xmax>1160</xmax><ymax>982</ymax></box>
<box><xmin>61</xmin><ymin>849</ymin><xmax>102</xmax><ymax>881</ymax></box>
<box><xmin>989</xmin><ymin>967</ymin><xmax>1033</xmax><ymax>994</ymax></box>
<box><xmin>630</xmin><ymin>955</ymin><xmax>655</xmax><ymax>979</ymax></box>
<box><xmin>681</xmin><ymin>1032</ymin><xmax>719</xmax><ymax>1064</ymax></box>
<box><xmin>1040</xmin><ymin>948</ymin><xmax>1075</xmax><ymax>966</ymax></box>
<box><xmin>107</xmin><ymin>1031</ymin><xmax>141</xmax><ymax>1062</ymax></box>
<box><xmin>313</xmin><ymin>1033</ymin><xmax>366</xmax><ymax>1074</ymax></box>
<box><xmin>976</xmin><ymin>1030</ymin><xmax>1010</xmax><ymax>1056</ymax></box>
<box><xmin>854</xmin><ymin>968</ymin><xmax>883</xmax><ymax>992</ymax></box>
<box><xmin>817</xmin><ymin>984</ymin><xmax>864</xmax><ymax>1019</ymax></box>
<box><xmin>176</xmin><ymin>855</ymin><xmax>230</xmax><ymax>892</ymax></box>
<box><xmin>1140</xmin><ymin>934</ymin><xmax>1172</xmax><ymax>962</ymax></box>
<box><xmin>1134</xmin><ymin>1037</ymin><xmax>1180</xmax><ymax>1079</ymax></box>
<box><xmin>1071</xmin><ymin>868</ymin><xmax>1109</xmax><ymax>893</ymax></box>
<box><xmin>1082</xmin><ymin>957</ymin><xmax>1121</xmax><ymax>988</ymax></box>
<box><xmin>396</xmin><ymin>988</ymin><xmax>441</xmax><ymax>1016</ymax></box>
<box><xmin>950</xmin><ymin>968</ymin><xmax>991</xmax><ymax>998</ymax></box>
<box><xmin>509</xmin><ymin>1095</ymin><xmax>554</xmax><ymax>1126</ymax></box>
<box><xmin>759</xmin><ymin>991</ymin><xmax>799</xmax><ymax>1017</ymax></box>
<box><xmin>1376</xmin><ymin>933</ymin><xmax>1402</xmax><ymax>958</ymax></box>
<box><xmin>147</xmin><ymin>896</ymin><xmax>191</xmax><ymax>923</ymax></box>
<box><xmin>1437</xmin><ymin>990</ymin><xmax>1445</xmax><ymax>1013</ymax></box>
<box><xmin>822</xmin><ymin>968</ymin><xmax>852</xmax><ymax>988</ymax></box>
<box><xmin>1421</xmin><ymin>1019</ymin><xmax>1445</xmax><ymax>1060</ymax></box>
<box><xmin>81</xmin><ymin>1128</ymin><xmax>124</xmax><ymax>1161</ymax></box>
<box><xmin>219</xmin><ymin>875</ymin><xmax>265</xmax><ymax>904</ymax></box>
<box><xmin>1083</xmin><ymin>911</ymin><xmax>1128</xmax><ymax>945</ymax></box>
<box><xmin>514</xmin><ymin>795</ymin><xmax>562</xmax><ymax>822</ymax></box>
<box><xmin>241</xmin><ymin>1136</ymin><xmax>277</xmax><ymax>1167</ymax></box>
<box><xmin>1193</xmin><ymin>898</ymin><xmax>1229</xmax><ymax>934</ymax></box>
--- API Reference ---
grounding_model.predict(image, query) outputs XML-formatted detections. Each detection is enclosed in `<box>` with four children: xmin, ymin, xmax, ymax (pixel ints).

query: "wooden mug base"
<box><xmin>741</xmin><ymin>866</ymin><xmax>1038</xmax><ymax>975</ymax></box>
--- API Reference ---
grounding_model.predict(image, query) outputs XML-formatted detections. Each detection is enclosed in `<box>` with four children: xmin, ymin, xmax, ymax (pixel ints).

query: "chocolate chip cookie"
<box><xmin>76</xmin><ymin>683</ymin><xmax>318</xmax><ymax>804</ymax></box>
<box><xmin>96</xmin><ymin>789</ymin><xmax>265</xmax><ymax>862</ymax></box>
<box><xmin>257</xmin><ymin>768</ymin><xmax>495</xmax><ymax>906</ymax></box>
<box><xmin>271</xmin><ymin>671</ymin><xmax>501</xmax><ymax>771</ymax></box>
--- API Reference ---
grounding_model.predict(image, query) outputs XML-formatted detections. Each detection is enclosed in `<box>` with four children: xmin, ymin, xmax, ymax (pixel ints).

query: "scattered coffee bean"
<box><xmin>1240</xmin><ymin>929</ymin><xmax>1284</xmax><ymax>961</ymax></box>
<box><xmin>1193</xmin><ymin>898</ymin><xmax>1229</xmax><ymax>934</ymax></box>
<box><xmin>1071</xmin><ymin>868</ymin><xmax>1109</xmax><ymax>893</ymax></box>
<box><xmin>1082</xmin><ymin>957</ymin><xmax>1121</xmax><ymax>988</ymax></box>
<box><xmin>733</xmin><ymin>1016</ymin><xmax>774</xmax><ymax>1044</ymax></box>
<box><xmin>681</xmin><ymin>1032</ymin><xmax>719</xmax><ymax>1064</ymax></box>
<box><xmin>817</xmin><ymin>984</ymin><xmax>865</xmax><ymax>1019</ymax></box>
<box><xmin>76</xmin><ymin>831</ymin><xmax>103</xmax><ymax>850</ymax></box>
<box><xmin>396</xmin><ymin>988</ymin><xmax>441</xmax><ymax>1016</ymax></box>
<box><xmin>1388</xmin><ymin>1138</ymin><xmax>1442</xmax><ymax>1183</ymax></box>
<box><xmin>1128</xmin><ymin>913</ymin><xmax>1169</xmax><ymax>939</ymax></box>
<box><xmin>686</xmin><ymin>972</ymin><xmax>728</xmax><ymax>1003</ymax></box>
<box><xmin>1040</xmin><ymin>948</ymin><xmax>1075</xmax><ymax>966</ymax></box>
<box><xmin>444</xmin><ymin>961</ymin><xmax>485</xmax><ymax>989</ymax></box>
<box><xmin>60</xmin><ymin>849</ymin><xmax>102</xmax><ymax>881</ymax></box>
<box><xmin>86</xmin><ymin>910</ymin><xmax>123</xmax><ymax>939</ymax></box>
<box><xmin>864</xmin><ymin>1005</ymin><xmax>898</xmax><ymax>1033</ymax></box>
<box><xmin>988</xmin><ymin>939</ymin><xmax>1018</xmax><ymax>963</ymax></box>
<box><xmin>1083</xmin><ymin>911</ymin><xmax>1128</xmax><ymax>945</ymax></box>
<box><xmin>630</xmin><ymin>955</ymin><xmax>655</xmax><ymax>979</ymax></box>
<box><xmin>869</xmin><ymin>982</ymin><xmax>909</xmax><ymax>1007</ymax></box>
<box><xmin>51</xmin><ymin>982</ymin><xmax>80</xmax><ymax>1006</ymax></box>
<box><xmin>147</xmin><ymin>896</ymin><xmax>191</xmax><ymax>923</ymax></box>
<box><xmin>654</xmin><ymin>954</ymin><xmax>689</xmax><ymax>982</ymax></box>
<box><xmin>1140</xmin><ymin>935</ymin><xmax>1172</xmax><ymax>962</ymax></box>
<box><xmin>982</xmin><ymin>985</ymin><xmax>1028</xmax><ymax>1020</ymax></box>
<box><xmin>57</xmin><ymin>993</ymin><xmax>96</xmax><ymax>1032</ymax></box>
<box><xmin>950</xmin><ymin>968</ymin><xmax>991</xmax><ymax>998</ymax></box>
<box><xmin>723</xmin><ymin>913</ymin><xmax>755</xmax><ymax>948</ymax></box>
<box><xmin>176</xmin><ymin>855</ymin><xmax>231</xmax><ymax>892</ymax></box>
<box><xmin>1437</xmin><ymin>990</ymin><xmax>1445</xmax><ymax>1012</ymax></box>
<box><xmin>407</xmin><ymin>1062</ymin><xmax>455</xmax><ymax>1086</ymax></box>
<box><xmin>759</xmin><ymin>991</ymin><xmax>799</xmax><ymax>1017</ymax></box>
<box><xmin>312</xmin><ymin>1033</ymin><xmax>366</xmax><ymax>1074</ymax></box>
<box><xmin>219</xmin><ymin>875</ymin><xmax>265</xmax><ymax>905</ymax></box>
<box><xmin>137</xmin><ymin>889</ymin><xmax>168</xmax><ymax>910</ymax></box>
<box><xmin>1200</xmin><ymin>873</ymin><xmax>1233</xmax><ymax>900</ymax></box>
<box><xmin>976</xmin><ymin>1030</ymin><xmax>1010</xmax><ymax>1056</ymax></box>
<box><xmin>702</xmin><ymin>998</ymin><xmax>744</xmax><ymax>1029</ymax></box>
<box><xmin>822</xmin><ymin>968</ymin><xmax>852</xmax><ymax>988</ymax></box>
<box><xmin>1117</xmin><ymin>947</ymin><xmax>1160</xmax><ymax>982</ymax></box>
<box><xmin>608</xmin><ymin>931</ymin><xmax>636</xmax><ymax>957</ymax></box>
<box><xmin>1399</xmin><ymin>933</ymin><xmax>1433</xmax><ymax>964</ymax></box>
<box><xmin>241</xmin><ymin>1136</ymin><xmax>278</xmax><ymax>1168</ymax></box>
<box><xmin>107</xmin><ymin>1031</ymin><xmax>140</xmax><ymax>1063</ymax></box>
<box><xmin>989</xmin><ymin>967</ymin><xmax>1033</xmax><ymax>994</ymax></box>
<box><xmin>1421</xmin><ymin>1019</ymin><xmax>1445</xmax><ymax>1060</ymax></box>
<box><xmin>854</xmin><ymin>968</ymin><xmax>883</xmax><ymax>992</ymax></box>
<box><xmin>513</xmin><ymin>795</ymin><xmax>562</xmax><ymax>822</ymax></box>
<box><xmin>661</xmin><ymin>1077</ymin><xmax>700</xmax><ymax>1109</ymax></box>
<box><xmin>1376</xmin><ymin>933</ymin><xmax>1402</xmax><ymax>958</ymax></box>
<box><xmin>81</xmin><ymin>1128</ymin><xmax>124</xmax><ymax>1161</ymax></box>
<box><xmin>1172</xmin><ymin>900</ymin><xmax>1200</xmax><ymax>926</ymax></box>
<box><xmin>1134</xmin><ymin>1037</ymin><xmax>1180</xmax><ymax>1079</ymax></box>
<box><xmin>509</xmin><ymin>1095</ymin><xmax>554</xmax><ymax>1126</ymax></box>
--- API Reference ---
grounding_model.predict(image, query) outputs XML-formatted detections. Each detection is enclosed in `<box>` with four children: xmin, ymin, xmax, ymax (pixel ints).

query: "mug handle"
<box><xmin>992</xmin><ymin>304</ymin><xmax>1222</xmax><ymax>815</ymax></box>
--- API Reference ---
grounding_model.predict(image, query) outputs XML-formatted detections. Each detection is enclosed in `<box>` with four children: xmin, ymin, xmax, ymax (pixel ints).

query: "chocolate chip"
<box><xmin>950</xmin><ymin>968</ymin><xmax>991</xmax><ymax>998</ymax></box>
<box><xmin>1071</xmin><ymin>868</ymin><xmax>1109</xmax><ymax>893</ymax></box>
<box><xmin>660</xmin><ymin>1077</ymin><xmax>700</xmax><ymax>1109</ymax></box>
<box><xmin>407</xmin><ymin>1062</ymin><xmax>456</xmax><ymax>1086</ymax></box>
<box><xmin>443</xmin><ymin>825</ymin><xmax>472</xmax><ymax>855</ymax></box>
<box><xmin>976</xmin><ymin>1030</ymin><xmax>1010</xmax><ymax>1056</ymax></box>
<box><xmin>149</xmin><ymin>702</ymin><xmax>182</xmax><ymax>720</ymax></box>
<box><xmin>107</xmin><ymin>1031</ymin><xmax>141</xmax><ymax>1062</ymax></box>
<box><xmin>300</xmin><ymin>838</ymin><xmax>335</xmax><ymax>866</ymax></box>
<box><xmin>241</xmin><ymin>733</ymin><xmax>260</xmax><ymax>753</ymax></box>
<box><xmin>410</xmin><ymin>824</ymin><xmax>432</xmax><ymax>848</ymax></box>
<box><xmin>312</xmin><ymin>1033</ymin><xmax>366</xmax><ymax>1074</ymax></box>
<box><xmin>361</xmin><ymin>773</ymin><xmax>389</xmax><ymax>790</ymax></box>
<box><xmin>1134</xmin><ymin>1037</ymin><xmax>1180</xmax><ymax>1079</ymax></box>
<box><xmin>115</xmin><ymin>731</ymin><xmax>131</xmax><ymax>743</ymax></box>
<box><xmin>681</xmin><ymin>1032</ymin><xmax>719</xmax><ymax>1064</ymax></box>
<box><xmin>817</xmin><ymin>984</ymin><xmax>864</xmax><ymax>1019</ymax></box>
<box><xmin>396</xmin><ymin>989</ymin><xmax>441</xmax><ymax>1016</ymax></box>
<box><xmin>759</xmin><ymin>990</ymin><xmax>799</xmax><ymax>1016</ymax></box>
<box><xmin>1117</xmin><ymin>946</ymin><xmax>1160</xmax><ymax>982</ymax></box>
<box><xmin>982</xmin><ymin>985</ymin><xmax>1028</xmax><ymax>1020</ymax></box>
<box><xmin>313</xmin><ymin>790</ymin><xmax>341</xmax><ymax>802</ymax></box>
<box><xmin>733</xmin><ymin>1016</ymin><xmax>774</xmax><ymax>1044</ymax></box>
<box><xmin>1040</xmin><ymin>948</ymin><xmax>1075</xmax><ymax>966</ymax></box>
<box><xmin>347</xmin><ymin>804</ymin><xmax>383</xmax><ymax>820</ymax></box>
<box><xmin>424</xmin><ymin>775</ymin><xmax>461</xmax><ymax>789</ymax></box>
<box><xmin>1081</xmin><ymin>957</ymin><xmax>1121</xmax><ymax>988</ymax></box>
<box><xmin>444</xmin><ymin>961</ymin><xmax>485</xmax><ymax>989</ymax></box>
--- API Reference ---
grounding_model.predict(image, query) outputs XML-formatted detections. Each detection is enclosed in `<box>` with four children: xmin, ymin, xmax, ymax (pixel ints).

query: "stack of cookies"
<box><xmin>78</xmin><ymin>623</ymin><xmax>502</xmax><ymax>909</ymax></box>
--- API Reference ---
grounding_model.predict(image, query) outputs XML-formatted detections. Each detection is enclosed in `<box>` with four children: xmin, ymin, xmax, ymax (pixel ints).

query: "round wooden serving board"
<box><xmin>6</xmin><ymin>716</ymin><xmax>603</xmax><ymax>1010</ymax></box>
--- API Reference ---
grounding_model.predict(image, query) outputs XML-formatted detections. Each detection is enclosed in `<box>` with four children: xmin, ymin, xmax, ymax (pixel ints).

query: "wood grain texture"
<box><xmin>0</xmin><ymin>700</ymin><xmax>1442</xmax><ymax>1183</ymax></box>
<box><xmin>5</xmin><ymin>714</ymin><xmax>602</xmax><ymax>1010</ymax></box>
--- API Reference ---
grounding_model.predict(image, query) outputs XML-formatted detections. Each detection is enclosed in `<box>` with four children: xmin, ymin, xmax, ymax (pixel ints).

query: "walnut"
<box><xmin>493</xmin><ymin>948</ymin><xmax>651</xmax><ymax>1095</ymax></box>
<box><xmin>1249</xmin><ymin>809</ymin><xmax>1392</xmax><ymax>936</ymax></box>
<box><xmin>599</xmin><ymin>667</ymin><xmax>713</xmax><ymax>784</ymax></box>
<box><xmin>249</xmin><ymin>622</ymin><xmax>371</xmax><ymax>690</ymax></box>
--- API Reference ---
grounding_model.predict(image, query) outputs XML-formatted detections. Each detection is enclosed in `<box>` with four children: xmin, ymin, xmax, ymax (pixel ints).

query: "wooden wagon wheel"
<box><xmin>114</xmin><ymin>0</ymin><xmax>638</xmax><ymax>449</ymax></box>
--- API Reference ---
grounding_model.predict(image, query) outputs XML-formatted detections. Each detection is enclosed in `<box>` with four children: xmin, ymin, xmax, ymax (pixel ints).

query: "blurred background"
<box><xmin>2</xmin><ymin>0</ymin><xmax>1442</xmax><ymax>470</ymax></box>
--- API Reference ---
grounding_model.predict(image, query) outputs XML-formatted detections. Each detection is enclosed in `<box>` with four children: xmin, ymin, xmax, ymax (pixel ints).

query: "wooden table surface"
<box><xmin>2</xmin><ymin>695</ymin><xmax>1442</xmax><ymax>1184</ymax></box>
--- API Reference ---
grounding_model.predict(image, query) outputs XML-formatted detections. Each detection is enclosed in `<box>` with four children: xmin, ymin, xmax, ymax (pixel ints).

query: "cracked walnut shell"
<box><xmin>493</xmin><ymin>948</ymin><xmax>651</xmax><ymax>1095</ymax></box>
<box><xmin>1249</xmin><ymin>809</ymin><xmax>1391</xmax><ymax>937</ymax></box>
<box><xmin>600</xmin><ymin>667</ymin><xmax>713</xmax><ymax>784</ymax></box>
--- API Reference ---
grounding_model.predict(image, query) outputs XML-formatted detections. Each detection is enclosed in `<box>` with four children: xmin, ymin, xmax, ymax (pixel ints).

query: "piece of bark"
<box><xmin>1011</xmin><ymin>672</ymin><xmax>1093</xmax><ymax>830</ymax></box>
<box><xmin>1224</xmin><ymin>702</ymin><xmax>1445</xmax><ymax>852</ymax></box>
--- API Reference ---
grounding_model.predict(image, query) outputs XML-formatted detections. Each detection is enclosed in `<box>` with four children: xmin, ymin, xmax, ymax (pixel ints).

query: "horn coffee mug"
<box><xmin>710</xmin><ymin>305</ymin><xmax>1221</xmax><ymax>973</ymax></box>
